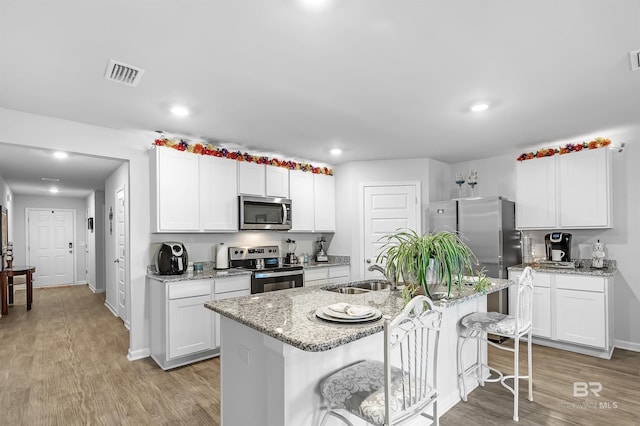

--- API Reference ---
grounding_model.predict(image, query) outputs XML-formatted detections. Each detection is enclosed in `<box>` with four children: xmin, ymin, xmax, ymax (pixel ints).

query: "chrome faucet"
<box><xmin>368</xmin><ymin>264</ymin><xmax>397</xmax><ymax>290</ymax></box>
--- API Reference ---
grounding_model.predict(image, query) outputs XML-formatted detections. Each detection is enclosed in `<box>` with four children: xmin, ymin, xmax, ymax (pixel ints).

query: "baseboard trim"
<box><xmin>128</xmin><ymin>347</ymin><xmax>150</xmax><ymax>362</ymax></box>
<box><xmin>614</xmin><ymin>339</ymin><xmax>640</xmax><ymax>352</ymax></box>
<box><xmin>76</xmin><ymin>280</ymin><xmax>88</xmax><ymax>285</ymax></box>
<box><xmin>104</xmin><ymin>301</ymin><xmax>118</xmax><ymax>317</ymax></box>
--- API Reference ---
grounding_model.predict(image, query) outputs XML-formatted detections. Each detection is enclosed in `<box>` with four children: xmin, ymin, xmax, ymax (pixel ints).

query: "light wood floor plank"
<box><xmin>1</xmin><ymin>285</ymin><xmax>638</xmax><ymax>425</ymax></box>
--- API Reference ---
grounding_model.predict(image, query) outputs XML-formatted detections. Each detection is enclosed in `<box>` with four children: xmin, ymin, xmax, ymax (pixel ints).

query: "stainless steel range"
<box><xmin>228</xmin><ymin>245</ymin><xmax>304</xmax><ymax>294</ymax></box>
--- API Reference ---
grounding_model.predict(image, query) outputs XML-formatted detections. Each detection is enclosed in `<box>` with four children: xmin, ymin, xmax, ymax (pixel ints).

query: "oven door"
<box><xmin>251</xmin><ymin>269</ymin><xmax>303</xmax><ymax>294</ymax></box>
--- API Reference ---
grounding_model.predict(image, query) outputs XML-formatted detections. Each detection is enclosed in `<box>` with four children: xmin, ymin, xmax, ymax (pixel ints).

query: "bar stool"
<box><xmin>319</xmin><ymin>296</ymin><xmax>442</xmax><ymax>425</ymax></box>
<box><xmin>457</xmin><ymin>266</ymin><xmax>535</xmax><ymax>421</ymax></box>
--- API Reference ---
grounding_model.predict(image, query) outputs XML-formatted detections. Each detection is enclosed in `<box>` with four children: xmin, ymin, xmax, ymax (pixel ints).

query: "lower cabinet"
<box><xmin>149</xmin><ymin>274</ymin><xmax>251</xmax><ymax>370</ymax></box>
<box><xmin>508</xmin><ymin>269</ymin><xmax>613</xmax><ymax>358</ymax></box>
<box><xmin>304</xmin><ymin>265</ymin><xmax>350</xmax><ymax>287</ymax></box>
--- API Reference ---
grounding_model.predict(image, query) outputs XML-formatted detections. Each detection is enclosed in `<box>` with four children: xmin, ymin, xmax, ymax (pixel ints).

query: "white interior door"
<box><xmin>362</xmin><ymin>183</ymin><xmax>420</xmax><ymax>280</ymax></box>
<box><xmin>115</xmin><ymin>187</ymin><xmax>127</xmax><ymax>323</ymax></box>
<box><xmin>28</xmin><ymin>209</ymin><xmax>75</xmax><ymax>287</ymax></box>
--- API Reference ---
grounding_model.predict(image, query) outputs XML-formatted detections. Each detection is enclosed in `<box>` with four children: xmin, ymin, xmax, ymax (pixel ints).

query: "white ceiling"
<box><xmin>1</xmin><ymin>0</ymin><xmax>639</xmax><ymax>195</ymax></box>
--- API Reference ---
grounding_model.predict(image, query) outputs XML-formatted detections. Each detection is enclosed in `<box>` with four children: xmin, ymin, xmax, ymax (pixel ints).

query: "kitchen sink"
<box><xmin>323</xmin><ymin>279</ymin><xmax>391</xmax><ymax>293</ymax></box>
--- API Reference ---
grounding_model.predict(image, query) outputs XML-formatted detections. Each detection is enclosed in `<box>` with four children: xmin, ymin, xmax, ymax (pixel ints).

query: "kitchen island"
<box><xmin>205</xmin><ymin>278</ymin><xmax>509</xmax><ymax>425</ymax></box>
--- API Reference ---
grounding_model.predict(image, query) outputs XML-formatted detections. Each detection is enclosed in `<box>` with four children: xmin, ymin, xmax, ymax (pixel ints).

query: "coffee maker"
<box><xmin>544</xmin><ymin>232</ymin><xmax>572</xmax><ymax>262</ymax></box>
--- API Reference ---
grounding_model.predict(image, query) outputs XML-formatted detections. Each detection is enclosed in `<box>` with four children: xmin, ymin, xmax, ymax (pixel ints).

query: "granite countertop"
<box><xmin>509</xmin><ymin>259</ymin><xmax>617</xmax><ymax>277</ymax></box>
<box><xmin>300</xmin><ymin>255</ymin><xmax>350</xmax><ymax>269</ymax></box>
<box><xmin>147</xmin><ymin>268</ymin><xmax>252</xmax><ymax>283</ymax></box>
<box><xmin>205</xmin><ymin>278</ymin><xmax>508</xmax><ymax>352</ymax></box>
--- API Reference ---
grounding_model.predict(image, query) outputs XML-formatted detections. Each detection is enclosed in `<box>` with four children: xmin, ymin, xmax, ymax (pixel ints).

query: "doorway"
<box><xmin>360</xmin><ymin>182</ymin><xmax>421</xmax><ymax>280</ymax></box>
<box><xmin>26</xmin><ymin>208</ymin><xmax>75</xmax><ymax>287</ymax></box>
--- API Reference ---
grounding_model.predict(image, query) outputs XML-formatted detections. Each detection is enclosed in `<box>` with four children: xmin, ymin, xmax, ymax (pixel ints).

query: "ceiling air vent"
<box><xmin>104</xmin><ymin>59</ymin><xmax>145</xmax><ymax>87</ymax></box>
<box><xmin>630</xmin><ymin>50</ymin><xmax>640</xmax><ymax>71</ymax></box>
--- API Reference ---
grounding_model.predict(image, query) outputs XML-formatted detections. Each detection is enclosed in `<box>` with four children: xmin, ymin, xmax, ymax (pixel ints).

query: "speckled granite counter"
<box><xmin>509</xmin><ymin>259</ymin><xmax>617</xmax><ymax>277</ymax></box>
<box><xmin>300</xmin><ymin>255</ymin><xmax>350</xmax><ymax>269</ymax></box>
<box><xmin>205</xmin><ymin>278</ymin><xmax>508</xmax><ymax>352</ymax></box>
<box><xmin>147</xmin><ymin>268</ymin><xmax>252</xmax><ymax>283</ymax></box>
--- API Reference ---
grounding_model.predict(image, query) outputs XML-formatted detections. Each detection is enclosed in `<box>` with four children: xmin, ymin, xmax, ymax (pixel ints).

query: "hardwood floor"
<box><xmin>1</xmin><ymin>285</ymin><xmax>638</xmax><ymax>425</ymax></box>
<box><xmin>0</xmin><ymin>285</ymin><xmax>220</xmax><ymax>425</ymax></box>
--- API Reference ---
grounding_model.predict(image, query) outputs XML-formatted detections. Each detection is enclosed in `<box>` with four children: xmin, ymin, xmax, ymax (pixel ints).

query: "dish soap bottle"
<box><xmin>216</xmin><ymin>243</ymin><xmax>229</xmax><ymax>269</ymax></box>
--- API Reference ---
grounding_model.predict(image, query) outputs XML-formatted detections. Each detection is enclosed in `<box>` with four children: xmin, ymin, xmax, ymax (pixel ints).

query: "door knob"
<box><xmin>114</xmin><ymin>259</ymin><xmax>120</xmax><ymax>263</ymax></box>
<box><xmin>366</xmin><ymin>259</ymin><xmax>371</xmax><ymax>264</ymax></box>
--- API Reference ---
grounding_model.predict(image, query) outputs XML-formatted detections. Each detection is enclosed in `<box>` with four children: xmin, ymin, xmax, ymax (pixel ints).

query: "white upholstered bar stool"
<box><xmin>457</xmin><ymin>266</ymin><xmax>535</xmax><ymax>422</ymax></box>
<box><xmin>319</xmin><ymin>296</ymin><xmax>443</xmax><ymax>426</ymax></box>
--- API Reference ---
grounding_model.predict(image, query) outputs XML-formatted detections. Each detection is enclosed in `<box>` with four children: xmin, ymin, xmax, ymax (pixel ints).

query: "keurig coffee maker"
<box><xmin>544</xmin><ymin>232</ymin><xmax>572</xmax><ymax>262</ymax></box>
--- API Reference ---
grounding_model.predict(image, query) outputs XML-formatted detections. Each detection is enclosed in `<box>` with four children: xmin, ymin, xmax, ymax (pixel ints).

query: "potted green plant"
<box><xmin>376</xmin><ymin>229</ymin><xmax>478</xmax><ymax>301</ymax></box>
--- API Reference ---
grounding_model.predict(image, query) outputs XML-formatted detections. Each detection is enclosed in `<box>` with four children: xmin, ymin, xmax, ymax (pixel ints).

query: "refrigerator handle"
<box><xmin>498</xmin><ymin>255</ymin><xmax>504</xmax><ymax>279</ymax></box>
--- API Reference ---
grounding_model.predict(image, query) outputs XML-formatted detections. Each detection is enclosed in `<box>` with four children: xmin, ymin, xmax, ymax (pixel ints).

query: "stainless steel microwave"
<box><xmin>239</xmin><ymin>195</ymin><xmax>292</xmax><ymax>230</ymax></box>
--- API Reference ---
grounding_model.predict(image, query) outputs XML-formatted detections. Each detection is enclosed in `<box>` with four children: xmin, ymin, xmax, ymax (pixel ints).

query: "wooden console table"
<box><xmin>1</xmin><ymin>265</ymin><xmax>35</xmax><ymax>315</ymax></box>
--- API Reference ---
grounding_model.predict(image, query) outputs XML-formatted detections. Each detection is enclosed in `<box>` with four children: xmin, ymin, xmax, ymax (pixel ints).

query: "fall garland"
<box><xmin>517</xmin><ymin>137</ymin><xmax>611</xmax><ymax>161</ymax></box>
<box><xmin>153</xmin><ymin>138</ymin><xmax>333</xmax><ymax>175</ymax></box>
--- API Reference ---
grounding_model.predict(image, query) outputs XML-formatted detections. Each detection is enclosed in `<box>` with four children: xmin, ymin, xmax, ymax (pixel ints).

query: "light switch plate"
<box><xmin>630</xmin><ymin>49</ymin><xmax>640</xmax><ymax>71</ymax></box>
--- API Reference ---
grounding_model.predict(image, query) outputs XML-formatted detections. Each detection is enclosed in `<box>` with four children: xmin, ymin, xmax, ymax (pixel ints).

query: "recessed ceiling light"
<box><xmin>41</xmin><ymin>177</ymin><xmax>60</xmax><ymax>182</ymax></box>
<box><xmin>53</xmin><ymin>151</ymin><xmax>68</xmax><ymax>159</ymax></box>
<box><xmin>470</xmin><ymin>102</ymin><xmax>490</xmax><ymax>113</ymax></box>
<box><xmin>297</xmin><ymin>0</ymin><xmax>333</xmax><ymax>11</ymax></box>
<box><xmin>330</xmin><ymin>148</ymin><xmax>342</xmax><ymax>156</ymax></box>
<box><xmin>170</xmin><ymin>105</ymin><xmax>190</xmax><ymax>117</ymax></box>
<box><xmin>49</xmin><ymin>187</ymin><xmax>59</xmax><ymax>194</ymax></box>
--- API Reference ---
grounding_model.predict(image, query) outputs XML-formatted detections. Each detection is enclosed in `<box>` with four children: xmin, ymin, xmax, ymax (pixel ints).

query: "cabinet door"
<box><xmin>555</xmin><ymin>289</ymin><xmax>605</xmax><ymax>348</ymax></box>
<box><xmin>531</xmin><ymin>287</ymin><xmax>551</xmax><ymax>338</ymax></box>
<box><xmin>155</xmin><ymin>147</ymin><xmax>201</xmax><ymax>231</ymax></box>
<box><xmin>200</xmin><ymin>156</ymin><xmax>238</xmax><ymax>231</ymax></box>
<box><xmin>515</xmin><ymin>156</ymin><xmax>556</xmax><ymax>229</ymax></box>
<box><xmin>313</xmin><ymin>174</ymin><xmax>336</xmax><ymax>232</ymax></box>
<box><xmin>558</xmin><ymin>148</ymin><xmax>611</xmax><ymax>228</ymax></box>
<box><xmin>304</xmin><ymin>267</ymin><xmax>329</xmax><ymax>286</ymax></box>
<box><xmin>289</xmin><ymin>170</ymin><xmax>315</xmax><ymax>232</ymax></box>
<box><xmin>214</xmin><ymin>289</ymin><xmax>251</xmax><ymax>348</ymax></box>
<box><xmin>168</xmin><ymin>294</ymin><xmax>214</xmax><ymax>359</ymax></box>
<box><xmin>238</xmin><ymin>162</ymin><xmax>266</xmax><ymax>196</ymax></box>
<box><xmin>266</xmin><ymin>166</ymin><xmax>290</xmax><ymax>198</ymax></box>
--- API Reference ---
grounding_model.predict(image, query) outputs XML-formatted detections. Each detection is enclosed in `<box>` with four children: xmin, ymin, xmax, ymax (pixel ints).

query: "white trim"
<box><xmin>358</xmin><ymin>181</ymin><xmax>422</xmax><ymax>280</ymax></box>
<box><xmin>76</xmin><ymin>280</ymin><xmax>88</xmax><ymax>285</ymax></box>
<box><xmin>104</xmin><ymin>300</ymin><xmax>118</xmax><ymax>317</ymax></box>
<box><xmin>127</xmin><ymin>347</ymin><xmax>150</xmax><ymax>361</ymax></box>
<box><xmin>25</xmin><ymin>207</ymin><xmax>77</xmax><ymax>286</ymax></box>
<box><xmin>614</xmin><ymin>339</ymin><xmax>640</xmax><ymax>352</ymax></box>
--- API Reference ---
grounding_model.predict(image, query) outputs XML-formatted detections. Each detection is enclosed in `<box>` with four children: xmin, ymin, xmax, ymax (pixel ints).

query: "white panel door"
<box><xmin>362</xmin><ymin>184</ymin><xmax>419</xmax><ymax>280</ymax></box>
<box><xmin>28</xmin><ymin>209</ymin><xmax>74</xmax><ymax>287</ymax></box>
<box><xmin>116</xmin><ymin>187</ymin><xmax>127</xmax><ymax>323</ymax></box>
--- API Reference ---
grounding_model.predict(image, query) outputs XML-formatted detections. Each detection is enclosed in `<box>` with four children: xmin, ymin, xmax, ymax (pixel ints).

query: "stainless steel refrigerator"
<box><xmin>427</xmin><ymin>196</ymin><xmax>521</xmax><ymax>314</ymax></box>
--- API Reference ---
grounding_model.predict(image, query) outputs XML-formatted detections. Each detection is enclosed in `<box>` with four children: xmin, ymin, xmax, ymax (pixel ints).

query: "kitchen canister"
<box><xmin>216</xmin><ymin>242</ymin><xmax>229</xmax><ymax>269</ymax></box>
<box><xmin>591</xmin><ymin>240</ymin><xmax>605</xmax><ymax>269</ymax></box>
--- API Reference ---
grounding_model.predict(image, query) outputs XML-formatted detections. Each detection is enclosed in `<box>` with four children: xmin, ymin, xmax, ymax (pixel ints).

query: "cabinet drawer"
<box><xmin>215</xmin><ymin>289</ymin><xmax>251</xmax><ymax>301</ymax></box>
<box><xmin>329</xmin><ymin>265</ymin><xmax>350</xmax><ymax>278</ymax></box>
<box><xmin>556</xmin><ymin>275</ymin><xmax>604</xmax><ymax>292</ymax></box>
<box><xmin>305</xmin><ymin>268</ymin><xmax>329</xmax><ymax>282</ymax></box>
<box><xmin>168</xmin><ymin>280</ymin><xmax>213</xmax><ymax>299</ymax></box>
<box><xmin>216</xmin><ymin>275</ymin><xmax>251</xmax><ymax>294</ymax></box>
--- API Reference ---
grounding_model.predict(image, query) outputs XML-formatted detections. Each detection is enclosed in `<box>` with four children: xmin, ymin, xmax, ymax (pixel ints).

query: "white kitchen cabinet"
<box><xmin>150</xmin><ymin>146</ymin><xmax>201</xmax><ymax>231</ymax></box>
<box><xmin>304</xmin><ymin>265</ymin><xmax>350</xmax><ymax>287</ymax></box>
<box><xmin>213</xmin><ymin>275</ymin><xmax>251</xmax><ymax>348</ymax></box>
<box><xmin>266</xmin><ymin>166</ymin><xmax>290</xmax><ymax>198</ymax></box>
<box><xmin>508</xmin><ymin>269</ymin><xmax>613</xmax><ymax>358</ymax></box>
<box><xmin>313</xmin><ymin>174</ymin><xmax>336</xmax><ymax>232</ymax></box>
<box><xmin>238</xmin><ymin>162</ymin><xmax>290</xmax><ymax>198</ymax></box>
<box><xmin>508</xmin><ymin>271</ymin><xmax>551</xmax><ymax>338</ymax></box>
<box><xmin>289</xmin><ymin>169</ymin><xmax>315</xmax><ymax>232</ymax></box>
<box><xmin>200</xmin><ymin>155</ymin><xmax>238</xmax><ymax>231</ymax></box>
<box><xmin>554</xmin><ymin>275</ymin><xmax>607</xmax><ymax>349</ymax></box>
<box><xmin>150</xmin><ymin>146</ymin><xmax>238</xmax><ymax>232</ymax></box>
<box><xmin>238</xmin><ymin>162</ymin><xmax>266</xmax><ymax>196</ymax></box>
<box><xmin>149</xmin><ymin>278</ymin><xmax>217</xmax><ymax>370</ymax></box>
<box><xmin>515</xmin><ymin>156</ymin><xmax>556</xmax><ymax>229</ymax></box>
<box><xmin>516</xmin><ymin>148</ymin><xmax>612</xmax><ymax>229</ymax></box>
<box><xmin>558</xmin><ymin>148</ymin><xmax>611</xmax><ymax>228</ymax></box>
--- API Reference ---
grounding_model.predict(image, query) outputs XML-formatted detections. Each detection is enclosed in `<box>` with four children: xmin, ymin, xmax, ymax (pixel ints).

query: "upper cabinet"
<box><xmin>238</xmin><ymin>162</ymin><xmax>289</xmax><ymax>198</ymax></box>
<box><xmin>289</xmin><ymin>171</ymin><xmax>336</xmax><ymax>232</ymax></box>
<box><xmin>150</xmin><ymin>147</ymin><xmax>238</xmax><ymax>232</ymax></box>
<box><xmin>313</xmin><ymin>174</ymin><xmax>336</xmax><ymax>232</ymax></box>
<box><xmin>516</xmin><ymin>148</ymin><xmax>611</xmax><ymax>229</ymax></box>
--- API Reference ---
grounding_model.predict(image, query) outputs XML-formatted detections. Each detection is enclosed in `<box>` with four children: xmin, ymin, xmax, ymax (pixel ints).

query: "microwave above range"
<box><xmin>239</xmin><ymin>195</ymin><xmax>292</xmax><ymax>231</ymax></box>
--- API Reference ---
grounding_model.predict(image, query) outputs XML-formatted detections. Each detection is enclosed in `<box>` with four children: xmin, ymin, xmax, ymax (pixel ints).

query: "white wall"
<box><xmin>0</xmin><ymin>107</ymin><xmax>151</xmax><ymax>360</ymax></box>
<box><xmin>0</xmin><ymin>172</ymin><xmax>14</xmax><ymax>272</ymax></box>
<box><xmin>13</xmin><ymin>194</ymin><xmax>88</xmax><ymax>283</ymax></box>
<box><xmin>449</xmin><ymin>127</ymin><xmax>639</xmax><ymax>351</ymax></box>
<box><xmin>86</xmin><ymin>190</ymin><xmax>106</xmax><ymax>293</ymax></box>
<box><xmin>332</xmin><ymin>158</ymin><xmax>432</xmax><ymax>280</ymax></box>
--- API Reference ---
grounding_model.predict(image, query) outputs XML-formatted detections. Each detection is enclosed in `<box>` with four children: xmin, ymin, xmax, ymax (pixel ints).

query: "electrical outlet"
<box><xmin>630</xmin><ymin>49</ymin><xmax>640</xmax><ymax>71</ymax></box>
